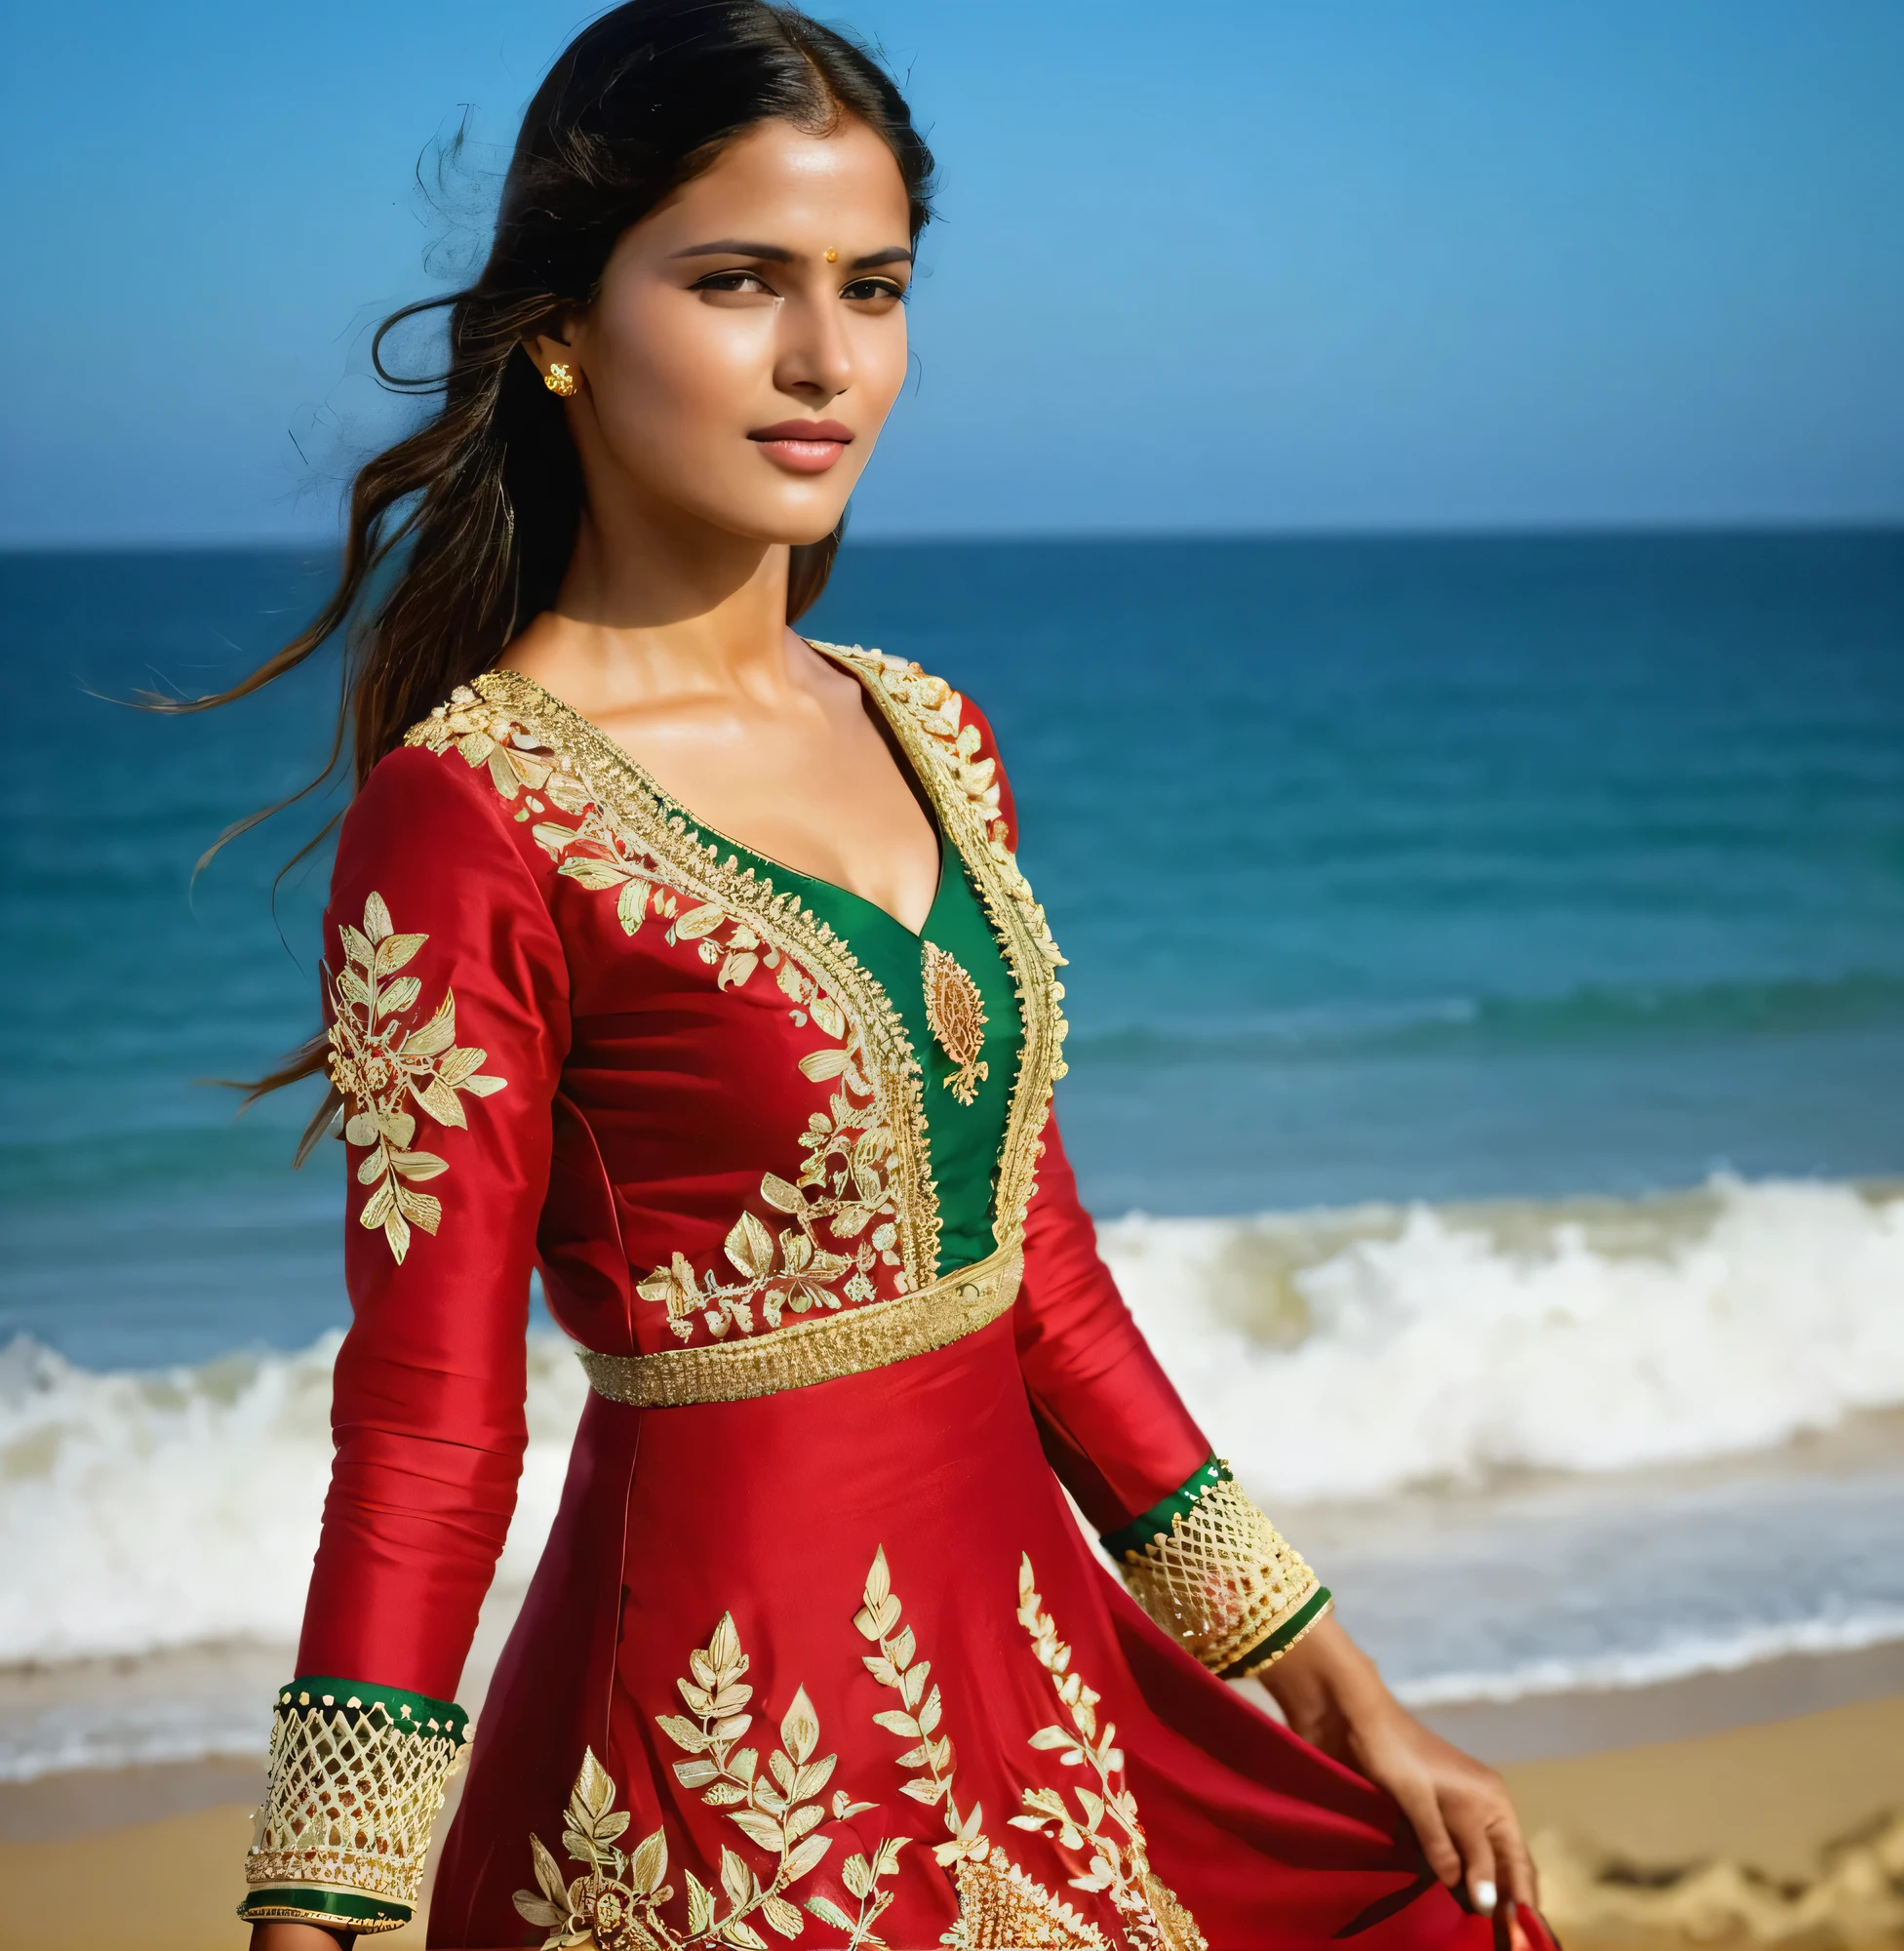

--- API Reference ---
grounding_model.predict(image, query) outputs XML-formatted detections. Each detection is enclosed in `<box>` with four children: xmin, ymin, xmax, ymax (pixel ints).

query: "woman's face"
<box><xmin>536</xmin><ymin>114</ymin><xmax>914</xmax><ymax>548</ymax></box>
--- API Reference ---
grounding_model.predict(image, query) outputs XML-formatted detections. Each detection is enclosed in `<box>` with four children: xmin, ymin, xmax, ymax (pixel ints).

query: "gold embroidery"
<box><xmin>951</xmin><ymin>1857</ymin><xmax>1108</xmax><ymax>1949</ymax></box>
<box><xmin>1115</xmin><ymin>1472</ymin><xmax>1327</xmax><ymax>1678</ymax></box>
<box><xmin>514</xmin><ymin>1614</ymin><xmax>902</xmax><ymax>1950</ymax></box>
<box><xmin>814</xmin><ymin>645</ymin><xmax>1069</xmax><ymax>1263</ymax></box>
<box><xmin>579</xmin><ymin>1244</ymin><xmax>1021</xmax><ymax>1409</ymax></box>
<box><xmin>409</xmin><ymin>685</ymin><xmax>910</xmax><ymax>1335</ymax></box>
<box><xmin>854</xmin><ymin>1552</ymin><xmax>1119</xmax><ymax>1951</ymax></box>
<box><xmin>241</xmin><ymin>1686</ymin><xmax>469</xmax><ymax>1931</ymax></box>
<box><xmin>1010</xmin><ymin>1559</ymin><xmax>1208</xmax><ymax>1951</ymax></box>
<box><xmin>922</xmin><ymin>941</ymin><xmax>989</xmax><ymax>1106</ymax></box>
<box><xmin>326</xmin><ymin>892</ymin><xmax>506</xmax><ymax>1265</ymax></box>
<box><xmin>401</xmin><ymin>651</ymin><xmax>1073</xmax><ymax>1381</ymax></box>
<box><xmin>460</xmin><ymin>673</ymin><xmax>938</xmax><ymax>1290</ymax></box>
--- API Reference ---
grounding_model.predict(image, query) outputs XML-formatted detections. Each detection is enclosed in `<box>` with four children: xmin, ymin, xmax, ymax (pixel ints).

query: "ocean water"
<box><xmin>2</xmin><ymin>533</ymin><xmax>1901</xmax><ymax>1778</ymax></box>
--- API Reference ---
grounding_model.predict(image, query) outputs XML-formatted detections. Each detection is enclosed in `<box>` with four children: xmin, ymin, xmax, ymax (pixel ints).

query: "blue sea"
<box><xmin>3</xmin><ymin>533</ymin><xmax>1902</xmax><ymax>1775</ymax></box>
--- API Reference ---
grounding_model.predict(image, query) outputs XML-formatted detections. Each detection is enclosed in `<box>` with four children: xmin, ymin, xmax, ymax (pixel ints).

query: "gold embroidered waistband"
<box><xmin>577</xmin><ymin>1246</ymin><xmax>1024</xmax><ymax>1409</ymax></box>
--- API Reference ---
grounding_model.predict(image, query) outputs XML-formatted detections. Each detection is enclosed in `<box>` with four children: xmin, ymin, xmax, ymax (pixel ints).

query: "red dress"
<box><xmin>239</xmin><ymin>649</ymin><xmax>1549</xmax><ymax>1951</ymax></box>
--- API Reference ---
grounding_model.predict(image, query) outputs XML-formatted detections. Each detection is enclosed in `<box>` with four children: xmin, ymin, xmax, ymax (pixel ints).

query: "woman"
<box><xmin>221</xmin><ymin>6</ymin><xmax>1545</xmax><ymax>1946</ymax></box>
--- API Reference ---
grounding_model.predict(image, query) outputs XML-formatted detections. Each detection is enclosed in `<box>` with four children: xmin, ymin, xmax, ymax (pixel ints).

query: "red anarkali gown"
<box><xmin>239</xmin><ymin>649</ymin><xmax>1549</xmax><ymax>1951</ymax></box>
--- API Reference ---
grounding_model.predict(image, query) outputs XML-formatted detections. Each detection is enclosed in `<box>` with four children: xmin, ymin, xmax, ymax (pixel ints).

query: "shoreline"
<box><xmin>3</xmin><ymin>1648</ymin><xmax>1899</xmax><ymax>1949</ymax></box>
<box><xmin>7</xmin><ymin>1633</ymin><xmax>1900</xmax><ymax>1845</ymax></box>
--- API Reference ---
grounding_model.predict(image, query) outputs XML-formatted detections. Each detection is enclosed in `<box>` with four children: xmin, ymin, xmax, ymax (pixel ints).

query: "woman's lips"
<box><xmin>749</xmin><ymin>419</ymin><xmax>853</xmax><ymax>475</ymax></box>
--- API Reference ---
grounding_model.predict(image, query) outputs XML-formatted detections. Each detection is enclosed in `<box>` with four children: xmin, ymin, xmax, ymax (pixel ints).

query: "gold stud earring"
<box><xmin>544</xmin><ymin>362</ymin><xmax>577</xmax><ymax>398</ymax></box>
<box><xmin>824</xmin><ymin>248</ymin><xmax>839</xmax><ymax>264</ymax></box>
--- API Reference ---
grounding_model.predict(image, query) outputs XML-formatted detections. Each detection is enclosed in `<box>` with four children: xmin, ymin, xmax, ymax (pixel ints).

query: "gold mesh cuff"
<box><xmin>1114</xmin><ymin>1465</ymin><xmax>1327</xmax><ymax>1677</ymax></box>
<box><xmin>241</xmin><ymin>1680</ymin><xmax>471</xmax><ymax>1928</ymax></box>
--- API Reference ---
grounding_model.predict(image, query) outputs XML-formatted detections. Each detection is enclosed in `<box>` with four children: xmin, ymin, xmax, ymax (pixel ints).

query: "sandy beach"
<box><xmin>5</xmin><ymin>1647</ymin><xmax>1900</xmax><ymax>1951</ymax></box>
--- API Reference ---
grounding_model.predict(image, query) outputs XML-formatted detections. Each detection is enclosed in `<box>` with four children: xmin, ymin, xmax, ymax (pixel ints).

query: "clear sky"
<box><xmin>3</xmin><ymin>0</ymin><xmax>1901</xmax><ymax>543</ymax></box>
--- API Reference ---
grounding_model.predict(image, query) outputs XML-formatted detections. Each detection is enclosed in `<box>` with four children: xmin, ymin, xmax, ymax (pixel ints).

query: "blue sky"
<box><xmin>3</xmin><ymin>1</ymin><xmax>1901</xmax><ymax>543</ymax></box>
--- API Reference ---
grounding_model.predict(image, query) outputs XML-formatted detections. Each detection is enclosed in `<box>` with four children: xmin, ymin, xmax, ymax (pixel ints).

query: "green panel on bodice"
<box><xmin>707</xmin><ymin>828</ymin><xmax>1021</xmax><ymax>1276</ymax></box>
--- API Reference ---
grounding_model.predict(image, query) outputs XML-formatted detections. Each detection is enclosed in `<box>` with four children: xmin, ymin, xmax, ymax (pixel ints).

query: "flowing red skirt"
<box><xmin>428</xmin><ymin>1311</ymin><xmax>1551</xmax><ymax>1951</ymax></box>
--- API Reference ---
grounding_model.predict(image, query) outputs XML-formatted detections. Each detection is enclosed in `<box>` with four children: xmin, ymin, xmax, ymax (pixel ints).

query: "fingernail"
<box><xmin>1472</xmin><ymin>1880</ymin><xmax>1497</xmax><ymax>1916</ymax></box>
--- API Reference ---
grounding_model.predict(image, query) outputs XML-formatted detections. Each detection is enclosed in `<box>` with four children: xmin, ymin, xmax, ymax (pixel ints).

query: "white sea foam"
<box><xmin>2</xmin><ymin>1175</ymin><xmax>1900</xmax><ymax>1679</ymax></box>
<box><xmin>0</xmin><ymin>1330</ymin><xmax>588</xmax><ymax>1667</ymax></box>
<box><xmin>1391</xmin><ymin>1606</ymin><xmax>1904</xmax><ymax>1708</ymax></box>
<box><xmin>1102</xmin><ymin>1174</ymin><xmax>1904</xmax><ymax>1502</ymax></box>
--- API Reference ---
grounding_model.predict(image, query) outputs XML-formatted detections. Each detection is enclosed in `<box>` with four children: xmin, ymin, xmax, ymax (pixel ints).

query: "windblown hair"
<box><xmin>173</xmin><ymin>0</ymin><xmax>933</xmax><ymax>1115</ymax></box>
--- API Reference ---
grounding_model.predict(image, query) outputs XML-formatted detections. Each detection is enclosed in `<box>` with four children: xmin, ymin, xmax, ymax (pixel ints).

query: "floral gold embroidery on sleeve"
<box><xmin>327</xmin><ymin>892</ymin><xmax>507</xmax><ymax>1265</ymax></box>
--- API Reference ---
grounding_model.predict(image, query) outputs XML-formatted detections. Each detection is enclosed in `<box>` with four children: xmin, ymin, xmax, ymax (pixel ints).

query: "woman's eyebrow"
<box><xmin>669</xmin><ymin>240</ymin><xmax>914</xmax><ymax>268</ymax></box>
<box><xmin>671</xmin><ymin>238</ymin><xmax>794</xmax><ymax>261</ymax></box>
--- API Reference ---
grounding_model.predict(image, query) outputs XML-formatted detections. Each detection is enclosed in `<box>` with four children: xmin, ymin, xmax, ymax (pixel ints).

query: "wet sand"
<box><xmin>3</xmin><ymin>1647</ymin><xmax>1899</xmax><ymax>1951</ymax></box>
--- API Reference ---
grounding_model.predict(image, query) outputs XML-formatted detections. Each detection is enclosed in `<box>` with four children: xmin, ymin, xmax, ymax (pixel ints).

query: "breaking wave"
<box><xmin>2</xmin><ymin>1175</ymin><xmax>1900</xmax><ymax>1670</ymax></box>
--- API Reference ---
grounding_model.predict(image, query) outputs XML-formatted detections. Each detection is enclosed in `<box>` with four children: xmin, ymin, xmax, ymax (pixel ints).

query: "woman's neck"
<box><xmin>530</xmin><ymin>502</ymin><xmax>800</xmax><ymax>709</ymax></box>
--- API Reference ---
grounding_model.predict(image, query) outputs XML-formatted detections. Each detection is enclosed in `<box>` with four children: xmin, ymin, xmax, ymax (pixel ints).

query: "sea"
<box><xmin>3</xmin><ymin>532</ymin><xmax>1902</xmax><ymax>1782</ymax></box>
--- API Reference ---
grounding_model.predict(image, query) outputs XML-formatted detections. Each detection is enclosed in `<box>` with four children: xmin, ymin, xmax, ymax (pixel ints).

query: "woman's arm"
<box><xmin>242</xmin><ymin>746</ymin><xmax>570</xmax><ymax>1941</ymax></box>
<box><xmin>1014</xmin><ymin>1112</ymin><xmax>1536</xmax><ymax>1918</ymax></box>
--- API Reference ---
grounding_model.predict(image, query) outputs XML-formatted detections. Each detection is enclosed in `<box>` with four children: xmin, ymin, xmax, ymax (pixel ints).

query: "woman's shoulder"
<box><xmin>336</xmin><ymin>680</ymin><xmax>569</xmax><ymax>890</ymax></box>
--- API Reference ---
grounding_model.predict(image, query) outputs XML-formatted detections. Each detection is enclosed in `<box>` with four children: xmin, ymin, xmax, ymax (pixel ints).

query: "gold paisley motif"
<box><xmin>922</xmin><ymin>940</ymin><xmax>989</xmax><ymax>1106</ymax></box>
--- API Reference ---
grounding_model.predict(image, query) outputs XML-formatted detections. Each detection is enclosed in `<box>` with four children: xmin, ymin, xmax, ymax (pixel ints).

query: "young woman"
<box><xmin>223</xmin><ymin>6</ymin><xmax>1546</xmax><ymax>1946</ymax></box>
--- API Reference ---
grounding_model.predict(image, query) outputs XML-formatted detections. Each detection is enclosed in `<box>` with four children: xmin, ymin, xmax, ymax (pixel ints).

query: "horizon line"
<box><xmin>4</xmin><ymin>514</ymin><xmax>1903</xmax><ymax>558</ymax></box>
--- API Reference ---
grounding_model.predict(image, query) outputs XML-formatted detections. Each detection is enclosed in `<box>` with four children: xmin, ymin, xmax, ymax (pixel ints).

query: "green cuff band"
<box><xmin>1099</xmin><ymin>1454</ymin><xmax>1227</xmax><ymax>1562</ymax></box>
<box><xmin>1218</xmin><ymin>1584</ymin><xmax>1332</xmax><ymax>1679</ymax></box>
<box><xmin>238</xmin><ymin>1886</ymin><xmax>412</xmax><ymax>1929</ymax></box>
<box><xmin>275</xmin><ymin>1673</ymin><xmax>470</xmax><ymax>1744</ymax></box>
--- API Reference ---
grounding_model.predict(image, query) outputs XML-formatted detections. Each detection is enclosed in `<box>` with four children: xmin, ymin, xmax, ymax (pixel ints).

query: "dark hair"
<box><xmin>178</xmin><ymin>0</ymin><xmax>933</xmax><ymax>1120</ymax></box>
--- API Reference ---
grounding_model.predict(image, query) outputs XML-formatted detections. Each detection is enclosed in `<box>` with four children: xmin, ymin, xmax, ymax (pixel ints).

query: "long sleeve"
<box><xmin>241</xmin><ymin>746</ymin><xmax>570</xmax><ymax>1935</ymax></box>
<box><xmin>1013</xmin><ymin>1117</ymin><xmax>1331</xmax><ymax>1680</ymax></box>
<box><xmin>982</xmin><ymin>709</ymin><xmax>1331</xmax><ymax>1685</ymax></box>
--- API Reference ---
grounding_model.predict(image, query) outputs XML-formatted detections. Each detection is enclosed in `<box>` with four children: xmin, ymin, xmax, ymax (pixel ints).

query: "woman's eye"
<box><xmin>842</xmin><ymin>278</ymin><xmax>906</xmax><ymax>304</ymax></box>
<box><xmin>694</xmin><ymin>271</ymin><xmax>775</xmax><ymax>297</ymax></box>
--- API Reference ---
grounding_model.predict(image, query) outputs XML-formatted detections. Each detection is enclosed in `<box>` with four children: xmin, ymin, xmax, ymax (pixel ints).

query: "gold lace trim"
<box><xmin>241</xmin><ymin>1687</ymin><xmax>469</xmax><ymax>1927</ymax></box>
<box><xmin>815</xmin><ymin>644</ymin><xmax>1070</xmax><ymax>1258</ymax></box>
<box><xmin>1115</xmin><ymin>1472</ymin><xmax>1326</xmax><ymax>1677</ymax></box>
<box><xmin>578</xmin><ymin>1244</ymin><xmax>1022</xmax><ymax>1408</ymax></box>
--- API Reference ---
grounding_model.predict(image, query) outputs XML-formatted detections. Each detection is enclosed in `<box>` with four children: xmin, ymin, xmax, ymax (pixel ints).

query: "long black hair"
<box><xmin>170</xmin><ymin>0</ymin><xmax>934</xmax><ymax>1112</ymax></box>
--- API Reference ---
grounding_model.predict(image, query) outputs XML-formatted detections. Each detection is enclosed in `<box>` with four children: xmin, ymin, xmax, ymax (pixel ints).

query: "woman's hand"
<box><xmin>1261</xmin><ymin>1614</ymin><xmax>1537</xmax><ymax>1922</ymax></box>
